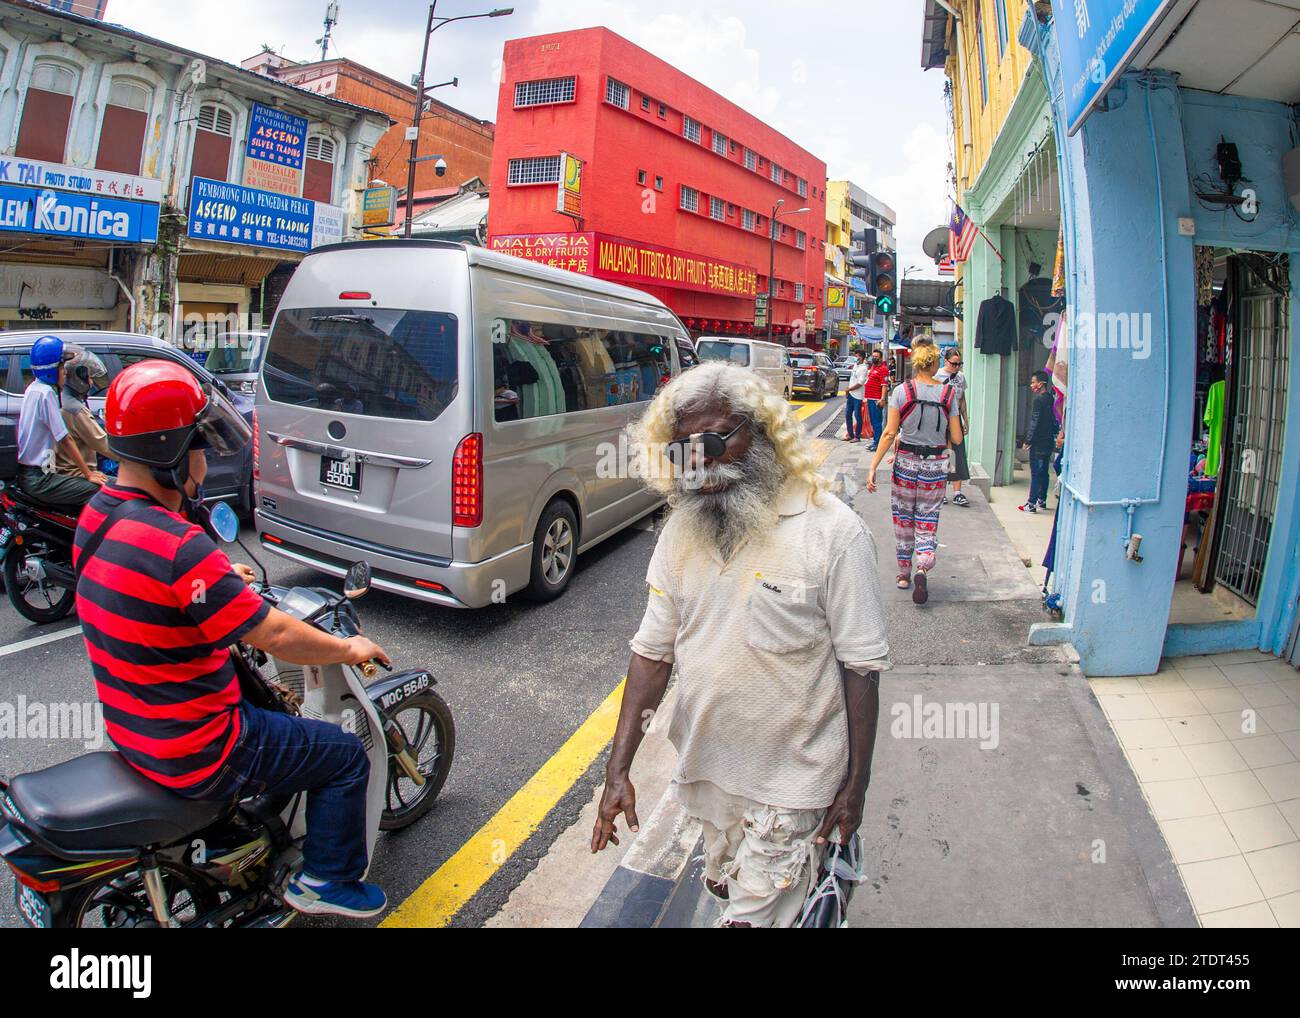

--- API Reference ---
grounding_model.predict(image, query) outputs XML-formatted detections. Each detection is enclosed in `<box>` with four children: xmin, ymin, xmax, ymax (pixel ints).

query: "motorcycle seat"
<box><xmin>2</xmin><ymin>484</ymin><xmax>79</xmax><ymax>522</ymax></box>
<box><xmin>6</xmin><ymin>752</ymin><xmax>229</xmax><ymax>853</ymax></box>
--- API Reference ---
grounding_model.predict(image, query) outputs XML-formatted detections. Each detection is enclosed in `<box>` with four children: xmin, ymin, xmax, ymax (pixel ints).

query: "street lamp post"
<box><xmin>404</xmin><ymin>3</ymin><xmax>513</xmax><ymax>238</ymax></box>
<box><xmin>765</xmin><ymin>199</ymin><xmax>810</xmax><ymax>344</ymax></box>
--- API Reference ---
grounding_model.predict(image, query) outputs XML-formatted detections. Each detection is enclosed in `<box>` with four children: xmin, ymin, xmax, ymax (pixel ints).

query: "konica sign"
<box><xmin>0</xmin><ymin>182</ymin><xmax>159</xmax><ymax>243</ymax></box>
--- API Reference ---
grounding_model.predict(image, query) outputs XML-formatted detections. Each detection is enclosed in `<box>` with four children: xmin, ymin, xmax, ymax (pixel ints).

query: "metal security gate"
<box><xmin>1213</xmin><ymin>261</ymin><xmax>1291</xmax><ymax>606</ymax></box>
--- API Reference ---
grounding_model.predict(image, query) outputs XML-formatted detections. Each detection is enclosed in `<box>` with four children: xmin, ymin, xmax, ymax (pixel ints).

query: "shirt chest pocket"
<box><xmin>747</xmin><ymin>574</ymin><xmax>823</xmax><ymax>654</ymax></box>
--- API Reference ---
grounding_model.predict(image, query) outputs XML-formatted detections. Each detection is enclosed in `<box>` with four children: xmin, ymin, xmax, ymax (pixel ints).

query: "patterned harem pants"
<box><xmin>891</xmin><ymin>447</ymin><xmax>949</xmax><ymax>574</ymax></box>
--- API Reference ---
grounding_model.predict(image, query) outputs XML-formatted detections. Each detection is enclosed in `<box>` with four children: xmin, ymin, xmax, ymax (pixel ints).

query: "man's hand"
<box><xmin>591</xmin><ymin>771</ymin><xmax>638</xmax><ymax>852</ymax></box>
<box><xmin>85</xmin><ymin>469</ymin><xmax>107</xmax><ymax>485</ymax></box>
<box><xmin>232</xmin><ymin>562</ymin><xmax>257</xmax><ymax>585</ymax></box>
<box><xmin>343</xmin><ymin>635</ymin><xmax>390</xmax><ymax>668</ymax></box>
<box><xmin>815</xmin><ymin>783</ymin><xmax>865</xmax><ymax>845</ymax></box>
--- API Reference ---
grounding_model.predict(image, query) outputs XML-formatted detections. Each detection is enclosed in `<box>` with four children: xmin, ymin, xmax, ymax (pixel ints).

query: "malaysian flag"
<box><xmin>937</xmin><ymin>255</ymin><xmax>954</xmax><ymax>276</ymax></box>
<box><xmin>949</xmin><ymin>201</ymin><xmax>978</xmax><ymax>263</ymax></box>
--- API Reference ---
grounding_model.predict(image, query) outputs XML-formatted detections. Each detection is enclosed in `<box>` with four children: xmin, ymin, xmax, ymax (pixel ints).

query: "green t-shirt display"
<box><xmin>1204</xmin><ymin>380</ymin><xmax>1225</xmax><ymax>478</ymax></box>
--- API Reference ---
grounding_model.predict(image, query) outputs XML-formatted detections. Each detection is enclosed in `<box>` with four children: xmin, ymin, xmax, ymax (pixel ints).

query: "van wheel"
<box><xmin>523</xmin><ymin>500</ymin><xmax>578</xmax><ymax>602</ymax></box>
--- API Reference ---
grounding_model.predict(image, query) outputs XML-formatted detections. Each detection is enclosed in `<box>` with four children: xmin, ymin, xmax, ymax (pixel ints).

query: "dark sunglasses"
<box><xmin>666</xmin><ymin>420</ymin><xmax>745</xmax><ymax>462</ymax></box>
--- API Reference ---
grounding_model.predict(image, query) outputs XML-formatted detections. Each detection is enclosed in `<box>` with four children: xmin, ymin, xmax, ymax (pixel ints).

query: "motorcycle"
<box><xmin>0</xmin><ymin>502</ymin><xmax>455</xmax><ymax>927</ymax></box>
<box><xmin>0</xmin><ymin>480</ymin><xmax>79</xmax><ymax>624</ymax></box>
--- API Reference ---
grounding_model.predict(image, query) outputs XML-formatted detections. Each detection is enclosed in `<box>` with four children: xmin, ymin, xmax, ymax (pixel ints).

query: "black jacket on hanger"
<box><xmin>975</xmin><ymin>294</ymin><xmax>1016</xmax><ymax>355</ymax></box>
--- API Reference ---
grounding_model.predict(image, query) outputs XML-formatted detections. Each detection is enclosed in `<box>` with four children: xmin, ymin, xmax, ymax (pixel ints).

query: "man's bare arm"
<box><xmin>591</xmin><ymin>652</ymin><xmax>673</xmax><ymax>851</ymax></box>
<box><xmin>816</xmin><ymin>667</ymin><xmax>880</xmax><ymax>844</ymax></box>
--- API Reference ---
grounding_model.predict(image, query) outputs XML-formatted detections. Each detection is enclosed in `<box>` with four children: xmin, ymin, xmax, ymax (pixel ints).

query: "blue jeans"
<box><xmin>844</xmin><ymin>393</ymin><xmax>864</xmax><ymax>439</ymax></box>
<box><xmin>1029</xmin><ymin>452</ymin><xmax>1052</xmax><ymax>506</ymax></box>
<box><xmin>176</xmin><ymin>704</ymin><xmax>371</xmax><ymax>882</ymax></box>
<box><xmin>866</xmin><ymin>398</ymin><xmax>884</xmax><ymax>445</ymax></box>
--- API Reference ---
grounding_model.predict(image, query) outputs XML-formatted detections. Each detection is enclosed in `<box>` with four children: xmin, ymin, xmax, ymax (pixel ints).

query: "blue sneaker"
<box><xmin>284</xmin><ymin>875</ymin><xmax>387</xmax><ymax>919</ymax></box>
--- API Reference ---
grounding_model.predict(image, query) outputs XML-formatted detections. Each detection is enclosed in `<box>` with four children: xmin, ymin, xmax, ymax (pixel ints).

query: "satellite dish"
<box><xmin>922</xmin><ymin>225</ymin><xmax>950</xmax><ymax>262</ymax></box>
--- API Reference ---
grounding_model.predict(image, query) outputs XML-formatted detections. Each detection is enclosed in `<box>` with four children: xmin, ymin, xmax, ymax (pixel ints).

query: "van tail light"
<box><xmin>452</xmin><ymin>433</ymin><xmax>483</xmax><ymax>528</ymax></box>
<box><xmin>251</xmin><ymin>409</ymin><xmax>260</xmax><ymax>482</ymax></box>
<box><xmin>338</xmin><ymin>291</ymin><xmax>371</xmax><ymax>300</ymax></box>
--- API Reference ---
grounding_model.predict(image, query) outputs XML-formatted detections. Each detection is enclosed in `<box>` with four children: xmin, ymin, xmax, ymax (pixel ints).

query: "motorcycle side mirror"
<box><xmin>209</xmin><ymin>500</ymin><xmax>240</xmax><ymax>544</ymax></box>
<box><xmin>344</xmin><ymin>560</ymin><xmax>372</xmax><ymax>600</ymax></box>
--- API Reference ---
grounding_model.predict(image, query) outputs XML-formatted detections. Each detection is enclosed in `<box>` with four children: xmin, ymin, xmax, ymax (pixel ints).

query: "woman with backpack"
<box><xmin>865</xmin><ymin>342</ymin><xmax>963</xmax><ymax>605</ymax></box>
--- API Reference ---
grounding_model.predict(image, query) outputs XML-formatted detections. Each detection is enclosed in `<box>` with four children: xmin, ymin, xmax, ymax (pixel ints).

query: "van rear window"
<box><xmin>263</xmin><ymin>308</ymin><xmax>457</xmax><ymax>421</ymax></box>
<box><xmin>696</xmin><ymin>341</ymin><xmax>750</xmax><ymax>367</ymax></box>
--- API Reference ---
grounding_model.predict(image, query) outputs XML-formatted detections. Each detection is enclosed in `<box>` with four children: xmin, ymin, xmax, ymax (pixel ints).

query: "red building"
<box><xmin>487</xmin><ymin>28</ymin><xmax>827</xmax><ymax>343</ymax></box>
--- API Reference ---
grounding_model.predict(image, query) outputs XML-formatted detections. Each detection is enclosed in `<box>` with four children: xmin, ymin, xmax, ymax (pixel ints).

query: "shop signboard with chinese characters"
<box><xmin>555</xmin><ymin>152</ymin><xmax>582</xmax><ymax>218</ymax></box>
<box><xmin>243</xmin><ymin>102</ymin><xmax>307</xmax><ymax>196</ymax></box>
<box><xmin>754</xmin><ymin>292</ymin><xmax>768</xmax><ymax>328</ymax></box>
<box><xmin>0</xmin><ymin>157</ymin><xmax>160</xmax><ymax>243</ymax></box>
<box><xmin>188</xmin><ymin>177</ymin><xmax>342</xmax><ymax>253</ymax></box>
<box><xmin>362</xmin><ymin>185</ymin><xmax>398</xmax><ymax>229</ymax></box>
<box><xmin>804</xmin><ymin>304</ymin><xmax>817</xmax><ymax>329</ymax></box>
<box><xmin>1050</xmin><ymin>0</ymin><xmax>1175</xmax><ymax>136</ymax></box>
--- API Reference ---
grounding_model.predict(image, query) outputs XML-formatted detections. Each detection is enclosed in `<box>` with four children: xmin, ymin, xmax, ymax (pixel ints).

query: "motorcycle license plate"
<box><xmin>14</xmin><ymin>883</ymin><xmax>51</xmax><ymax>928</ymax></box>
<box><xmin>320</xmin><ymin>456</ymin><xmax>361</xmax><ymax>492</ymax></box>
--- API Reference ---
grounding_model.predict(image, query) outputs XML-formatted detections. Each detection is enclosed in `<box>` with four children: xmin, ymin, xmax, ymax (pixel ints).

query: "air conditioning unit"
<box><xmin>1284</xmin><ymin>147</ymin><xmax>1300</xmax><ymax>213</ymax></box>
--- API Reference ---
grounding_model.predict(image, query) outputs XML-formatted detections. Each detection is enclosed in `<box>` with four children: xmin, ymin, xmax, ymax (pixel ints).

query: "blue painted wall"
<box><xmin>1028</xmin><ymin>20</ymin><xmax>1300</xmax><ymax>675</ymax></box>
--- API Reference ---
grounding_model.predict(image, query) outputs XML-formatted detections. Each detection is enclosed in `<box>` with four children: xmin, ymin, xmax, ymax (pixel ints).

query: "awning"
<box><xmin>177</xmin><ymin>252</ymin><xmax>286</xmax><ymax>286</ymax></box>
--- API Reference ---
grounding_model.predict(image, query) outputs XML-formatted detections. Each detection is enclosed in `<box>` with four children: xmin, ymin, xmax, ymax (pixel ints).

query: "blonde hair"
<box><xmin>632</xmin><ymin>361</ymin><xmax>828</xmax><ymax>499</ymax></box>
<box><xmin>910</xmin><ymin>342</ymin><xmax>942</xmax><ymax>375</ymax></box>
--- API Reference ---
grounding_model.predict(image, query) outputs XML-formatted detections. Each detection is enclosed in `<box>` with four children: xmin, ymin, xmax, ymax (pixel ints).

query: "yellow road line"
<box><xmin>381</xmin><ymin>679</ymin><xmax>626</xmax><ymax>928</ymax></box>
<box><xmin>790</xmin><ymin>400</ymin><xmax>825</xmax><ymax>421</ymax></box>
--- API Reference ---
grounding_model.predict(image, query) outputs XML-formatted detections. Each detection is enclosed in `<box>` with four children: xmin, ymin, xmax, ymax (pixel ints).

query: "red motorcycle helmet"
<box><xmin>105</xmin><ymin>359</ymin><xmax>251</xmax><ymax>471</ymax></box>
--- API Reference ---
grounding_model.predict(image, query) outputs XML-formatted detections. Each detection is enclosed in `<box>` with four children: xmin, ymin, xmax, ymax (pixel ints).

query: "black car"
<box><xmin>0</xmin><ymin>330</ymin><xmax>256</xmax><ymax>516</ymax></box>
<box><xmin>790</xmin><ymin>351</ymin><xmax>839</xmax><ymax>400</ymax></box>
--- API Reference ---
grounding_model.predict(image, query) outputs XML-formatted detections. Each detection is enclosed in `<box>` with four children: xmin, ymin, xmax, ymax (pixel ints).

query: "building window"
<box><xmin>507</xmin><ymin>154</ymin><xmax>561</xmax><ymax>185</ymax></box>
<box><xmin>637</xmin><ymin>168</ymin><xmax>647</xmax><ymax>185</ymax></box>
<box><xmin>657</xmin><ymin>102</ymin><xmax>666</xmax><ymax>119</ymax></box>
<box><xmin>95</xmin><ymin>78</ymin><xmax>150</xmax><ymax>174</ymax></box>
<box><xmin>514</xmin><ymin>76</ymin><xmax>576</xmax><ymax>107</ymax></box>
<box><xmin>742</xmin><ymin>208</ymin><xmax>755</xmax><ymax>231</ymax></box>
<box><xmin>605</xmin><ymin>77</ymin><xmax>629</xmax><ymax>110</ymax></box>
<box><xmin>994</xmin><ymin>0</ymin><xmax>1009</xmax><ymax>57</ymax></box>
<box><xmin>770</xmin><ymin>161</ymin><xmax>782</xmax><ymax>184</ymax></box>
<box><xmin>712</xmin><ymin>130</ymin><xmax>728</xmax><ymax>156</ymax></box>
<box><xmin>680</xmin><ymin>185</ymin><xmax>699</xmax><ymax>213</ymax></box>
<box><xmin>794</xmin><ymin>283</ymin><xmax>804</xmax><ymax>302</ymax></box>
<box><xmin>654</xmin><ymin>175</ymin><xmax>664</xmax><ymax>191</ymax></box>
<box><xmin>190</xmin><ymin>102</ymin><xmax>234</xmax><ymax>187</ymax></box>
<box><xmin>15</xmin><ymin>61</ymin><xmax>76</xmax><ymax>163</ymax></box>
<box><xmin>303</xmin><ymin>135</ymin><xmax>335</xmax><ymax>203</ymax></box>
<box><xmin>743</xmin><ymin>147</ymin><xmax>757</xmax><ymax>171</ymax></box>
<box><xmin>683</xmin><ymin>116</ymin><xmax>701</xmax><ymax>144</ymax></box>
<box><xmin>976</xmin><ymin>2</ymin><xmax>988</xmax><ymax>105</ymax></box>
<box><xmin>710</xmin><ymin>195</ymin><xmax>724</xmax><ymax>221</ymax></box>
<box><xmin>796</xmin><ymin>229</ymin><xmax>806</xmax><ymax>250</ymax></box>
<box><xmin>797</xmin><ymin>177</ymin><xmax>807</xmax><ymax>198</ymax></box>
<box><xmin>640</xmin><ymin>95</ymin><xmax>651</xmax><ymax>111</ymax></box>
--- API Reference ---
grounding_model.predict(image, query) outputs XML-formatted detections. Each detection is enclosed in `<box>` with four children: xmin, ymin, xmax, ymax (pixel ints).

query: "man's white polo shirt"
<box><xmin>630</xmin><ymin>480</ymin><xmax>891</xmax><ymax>810</ymax></box>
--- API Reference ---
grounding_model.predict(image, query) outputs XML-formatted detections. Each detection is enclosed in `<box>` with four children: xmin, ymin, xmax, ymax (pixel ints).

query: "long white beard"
<box><xmin>668</xmin><ymin>434</ymin><xmax>786</xmax><ymax>560</ymax></box>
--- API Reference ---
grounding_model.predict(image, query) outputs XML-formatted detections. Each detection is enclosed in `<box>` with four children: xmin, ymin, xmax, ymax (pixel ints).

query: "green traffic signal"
<box><xmin>877</xmin><ymin>294</ymin><xmax>896</xmax><ymax>314</ymax></box>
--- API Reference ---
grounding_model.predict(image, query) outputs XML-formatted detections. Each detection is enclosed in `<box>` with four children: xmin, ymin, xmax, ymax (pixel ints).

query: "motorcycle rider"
<box><xmin>75</xmin><ymin>359</ymin><xmax>392</xmax><ymax>919</ymax></box>
<box><xmin>15</xmin><ymin>335</ymin><xmax>106</xmax><ymax>509</ymax></box>
<box><xmin>55</xmin><ymin>346</ymin><xmax>111</xmax><ymax>480</ymax></box>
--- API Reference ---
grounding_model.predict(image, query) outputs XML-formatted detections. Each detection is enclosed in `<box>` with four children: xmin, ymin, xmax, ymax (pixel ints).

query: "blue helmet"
<box><xmin>31</xmin><ymin>335</ymin><xmax>70</xmax><ymax>386</ymax></box>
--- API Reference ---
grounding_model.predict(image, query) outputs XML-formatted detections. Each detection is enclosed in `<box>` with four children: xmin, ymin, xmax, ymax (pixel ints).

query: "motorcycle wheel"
<box><xmin>3</xmin><ymin>546</ymin><xmax>75</xmax><ymax>624</ymax></box>
<box><xmin>60</xmin><ymin>861</ymin><xmax>218</xmax><ymax>929</ymax></box>
<box><xmin>380</xmin><ymin>690</ymin><xmax>456</xmax><ymax>831</ymax></box>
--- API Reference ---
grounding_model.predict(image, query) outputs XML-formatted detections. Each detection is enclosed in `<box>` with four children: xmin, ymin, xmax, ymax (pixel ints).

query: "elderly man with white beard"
<box><xmin>590</xmin><ymin>362</ymin><xmax>891</xmax><ymax>927</ymax></box>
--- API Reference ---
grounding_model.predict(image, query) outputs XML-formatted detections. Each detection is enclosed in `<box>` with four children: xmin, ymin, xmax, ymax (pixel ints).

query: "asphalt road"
<box><xmin>0</xmin><ymin>392</ymin><xmax>845</xmax><ymax>929</ymax></box>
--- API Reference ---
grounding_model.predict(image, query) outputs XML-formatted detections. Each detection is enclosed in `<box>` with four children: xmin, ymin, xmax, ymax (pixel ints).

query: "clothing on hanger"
<box><xmin>974</xmin><ymin>294</ymin><xmax>1016</xmax><ymax>356</ymax></box>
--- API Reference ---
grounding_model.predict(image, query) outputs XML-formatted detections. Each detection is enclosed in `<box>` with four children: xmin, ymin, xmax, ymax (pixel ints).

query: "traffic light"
<box><xmin>847</xmin><ymin>228</ymin><xmax>877</xmax><ymax>282</ymax></box>
<box><xmin>872</xmin><ymin>249</ymin><xmax>898</xmax><ymax>316</ymax></box>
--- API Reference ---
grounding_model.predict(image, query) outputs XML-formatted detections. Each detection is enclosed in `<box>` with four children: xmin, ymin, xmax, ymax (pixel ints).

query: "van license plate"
<box><xmin>320</xmin><ymin>456</ymin><xmax>361</xmax><ymax>491</ymax></box>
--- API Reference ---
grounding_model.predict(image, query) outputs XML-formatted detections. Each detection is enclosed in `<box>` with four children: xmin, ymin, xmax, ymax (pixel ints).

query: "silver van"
<box><xmin>254</xmin><ymin>240</ymin><xmax>694</xmax><ymax>608</ymax></box>
<box><xmin>695</xmin><ymin>336</ymin><xmax>793</xmax><ymax>400</ymax></box>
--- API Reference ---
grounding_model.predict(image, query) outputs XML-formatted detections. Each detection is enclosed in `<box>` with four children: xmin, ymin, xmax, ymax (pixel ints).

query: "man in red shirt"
<box><xmin>862</xmin><ymin>348</ymin><xmax>892</xmax><ymax>450</ymax></box>
<box><xmin>75</xmin><ymin>360</ymin><xmax>391</xmax><ymax>919</ymax></box>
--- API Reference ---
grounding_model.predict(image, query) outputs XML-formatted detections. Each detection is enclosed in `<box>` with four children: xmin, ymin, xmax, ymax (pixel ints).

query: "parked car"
<box><xmin>696</xmin><ymin>336</ymin><xmax>794</xmax><ymax>399</ymax></box>
<box><xmin>834</xmin><ymin>356</ymin><xmax>857</xmax><ymax>382</ymax></box>
<box><xmin>201</xmin><ymin>330</ymin><xmax>267</xmax><ymax>397</ymax></box>
<box><xmin>0</xmin><ymin>330</ymin><xmax>256</xmax><ymax>515</ymax></box>
<box><xmin>255</xmin><ymin>239</ymin><xmax>694</xmax><ymax>609</ymax></box>
<box><xmin>790</xmin><ymin>350</ymin><xmax>839</xmax><ymax>399</ymax></box>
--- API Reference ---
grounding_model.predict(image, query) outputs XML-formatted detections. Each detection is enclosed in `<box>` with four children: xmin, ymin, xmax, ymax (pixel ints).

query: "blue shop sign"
<box><xmin>0</xmin><ymin>182</ymin><xmax>158</xmax><ymax>242</ymax></box>
<box><xmin>246</xmin><ymin>103</ymin><xmax>307</xmax><ymax>170</ymax></box>
<box><xmin>1051</xmin><ymin>0</ymin><xmax>1175</xmax><ymax>136</ymax></box>
<box><xmin>188</xmin><ymin>177</ymin><xmax>316</xmax><ymax>252</ymax></box>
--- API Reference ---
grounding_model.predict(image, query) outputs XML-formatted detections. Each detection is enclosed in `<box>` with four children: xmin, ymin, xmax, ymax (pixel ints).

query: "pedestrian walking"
<box><xmin>1020</xmin><ymin>370</ymin><xmax>1058</xmax><ymax>513</ymax></box>
<box><xmin>935</xmin><ymin>347</ymin><xmax>971</xmax><ymax>507</ymax></box>
<box><xmin>591</xmin><ymin>362</ymin><xmax>890</xmax><ymax>928</ymax></box>
<box><xmin>843</xmin><ymin>348</ymin><xmax>869</xmax><ymax>442</ymax></box>
<box><xmin>863</xmin><ymin>347</ymin><xmax>891</xmax><ymax>450</ymax></box>
<box><xmin>866</xmin><ymin>342</ymin><xmax>963</xmax><ymax>605</ymax></box>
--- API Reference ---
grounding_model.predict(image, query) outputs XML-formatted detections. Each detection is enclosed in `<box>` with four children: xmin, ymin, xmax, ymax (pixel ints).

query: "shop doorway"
<box><xmin>1174</xmin><ymin>248</ymin><xmax>1290</xmax><ymax>626</ymax></box>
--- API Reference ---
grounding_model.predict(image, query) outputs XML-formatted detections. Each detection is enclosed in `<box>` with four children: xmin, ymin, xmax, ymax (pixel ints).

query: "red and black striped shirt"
<box><xmin>73</xmin><ymin>485</ymin><xmax>270</xmax><ymax>789</ymax></box>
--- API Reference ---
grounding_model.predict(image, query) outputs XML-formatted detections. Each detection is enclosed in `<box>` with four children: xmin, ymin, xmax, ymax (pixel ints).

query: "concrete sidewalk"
<box><xmin>489</xmin><ymin>436</ymin><xmax>1195</xmax><ymax>927</ymax></box>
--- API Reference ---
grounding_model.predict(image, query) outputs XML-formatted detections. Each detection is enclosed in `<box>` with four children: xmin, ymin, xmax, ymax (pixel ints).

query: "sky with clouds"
<box><xmin>111</xmin><ymin>0</ymin><xmax>951</xmax><ymax>275</ymax></box>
